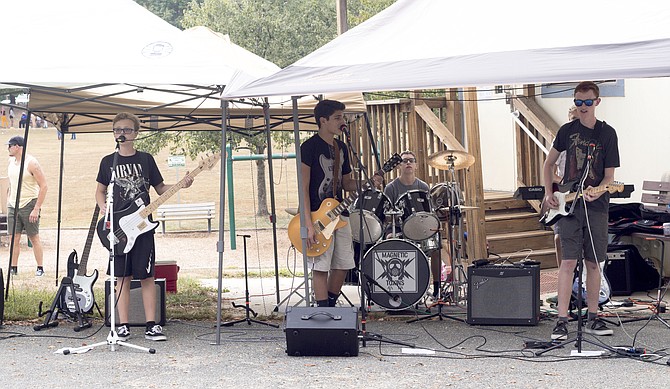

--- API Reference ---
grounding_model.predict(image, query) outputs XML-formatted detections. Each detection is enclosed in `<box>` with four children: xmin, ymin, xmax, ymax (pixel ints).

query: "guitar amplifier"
<box><xmin>105</xmin><ymin>278</ymin><xmax>166</xmax><ymax>327</ymax></box>
<box><xmin>467</xmin><ymin>264</ymin><xmax>540</xmax><ymax>325</ymax></box>
<box><xmin>604</xmin><ymin>249</ymin><xmax>632</xmax><ymax>296</ymax></box>
<box><xmin>284</xmin><ymin>306</ymin><xmax>359</xmax><ymax>357</ymax></box>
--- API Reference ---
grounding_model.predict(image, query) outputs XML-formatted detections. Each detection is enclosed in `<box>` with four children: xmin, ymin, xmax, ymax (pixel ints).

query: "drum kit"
<box><xmin>351</xmin><ymin>150</ymin><xmax>476</xmax><ymax>312</ymax></box>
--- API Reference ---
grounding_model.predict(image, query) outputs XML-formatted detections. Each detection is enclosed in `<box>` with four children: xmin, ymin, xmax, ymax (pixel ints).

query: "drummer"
<box><xmin>384</xmin><ymin>150</ymin><xmax>444</xmax><ymax>297</ymax></box>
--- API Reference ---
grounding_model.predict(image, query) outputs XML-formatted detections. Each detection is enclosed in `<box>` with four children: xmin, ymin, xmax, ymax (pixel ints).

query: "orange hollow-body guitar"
<box><xmin>288</xmin><ymin>154</ymin><xmax>401</xmax><ymax>257</ymax></box>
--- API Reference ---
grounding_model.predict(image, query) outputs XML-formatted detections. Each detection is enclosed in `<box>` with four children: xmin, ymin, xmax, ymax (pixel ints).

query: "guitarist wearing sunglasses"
<box><xmin>95</xmin><ymin>112</ymin><xmax>194</xmax><ymax>342</ymax></box>
<box><xmin>300</xmin><ymin>100</ymin><xmax>383</xmax><ymax>308</ymax></box>
<box><xmin>542</xmin><ymin>81</ymin><xmax>620</xmax><ymax>341</ymax></box>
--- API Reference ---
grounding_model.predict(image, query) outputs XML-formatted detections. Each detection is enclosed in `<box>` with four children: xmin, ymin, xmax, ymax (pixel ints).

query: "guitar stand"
<box><xmin>223</xmin><ymin>235</ymin><xmax>278</xmax><ymax>328</ymax></box>
<box><xmin>34</xmin><ymin>277</ymin><xmax>92</xmax><ymax>332</ymax></box>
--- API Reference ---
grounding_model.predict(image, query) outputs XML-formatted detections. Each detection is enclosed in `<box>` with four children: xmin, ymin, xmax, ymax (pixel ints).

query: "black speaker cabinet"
<box><xmin>285</xmin><ymin>306</ymin><xmax>359</xmax><ymax>357</ymax></box>
<box><xmin>604</xmin><ymin>249</ymin><xmax>632</xmax><ymax>296</ymax></box>
<box><xmin>467</xmin><ymin>264</ymin><xmax>540</xmax><ymax>326</ymax></box>
<box><xmin>105</xmin><ymin>278</ymin><xmax>166</xmax><ymax>327</ymax></box>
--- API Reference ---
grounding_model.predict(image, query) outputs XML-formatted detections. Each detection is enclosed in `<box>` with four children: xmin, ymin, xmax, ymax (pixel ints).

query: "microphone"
<box><xmin>116</xmin><ymin>135</ymin><xmax>127</xmax><ymax>143</ymax></box>
<box><xmin>587</xmin><ymin>143</ymin><xmax>596</xmax><ymax>160</ymax></box>
<box><xmin>340</xmin><ymin>124</ymin><xmax>351</xmax><ymax>143</ymax></box>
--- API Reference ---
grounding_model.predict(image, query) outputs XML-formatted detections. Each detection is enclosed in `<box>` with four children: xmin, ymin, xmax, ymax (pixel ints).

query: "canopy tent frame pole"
<box><xmin>54</xmin><ymin>114</ymin><xmax>69</xmax><ymax>284</ymax></box>
<box><xmin>293</xmin><ymin>96</ymin><xmax>311</xmax><ymax>306</ymax></box>
<box><xmin>214</xmin><ymin>100</ymin><xmax>229</xmax><ymax>345</ymax></box>
<box><xmin>262</xmin><ymin>99</ymin><xmax>282</xmax><ymax>306</ymax></box>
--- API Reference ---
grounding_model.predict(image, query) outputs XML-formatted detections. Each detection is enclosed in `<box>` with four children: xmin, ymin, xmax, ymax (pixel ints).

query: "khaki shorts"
<box><xmin>8</xmin><ymin>198</ymin><xmax>40</xmax><ymax>236</ymax></box>
<box><xmin>308</xmin><ymin>216</ymin><xmax>355</xmax><ymax>272</ymax></box>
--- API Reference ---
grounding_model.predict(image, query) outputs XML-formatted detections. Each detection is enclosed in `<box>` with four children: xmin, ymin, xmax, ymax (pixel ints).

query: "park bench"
<box><xmin>154</xmin><ymin>202</ymin><xmax>216</xmax><ymax>234</ymax></box>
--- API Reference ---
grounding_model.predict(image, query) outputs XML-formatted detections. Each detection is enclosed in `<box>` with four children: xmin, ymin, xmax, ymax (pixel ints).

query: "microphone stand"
<box><xmin>60</xmin><ymin>138</ymin><xmax>154</xmax><ymax>355</ymax></box>
<box><xmin>537</xmin><ymin>147</ymin><xmax>617</xmax><ymax>357</ymax></box>
<box><xmin>342</xmin><ymin>126</ymin><xmax>413</xmax><ymax>349</ymax></box>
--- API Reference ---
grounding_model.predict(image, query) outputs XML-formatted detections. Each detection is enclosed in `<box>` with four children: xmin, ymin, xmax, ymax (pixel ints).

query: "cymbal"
<box><xmin>427</xmin><ymin>150</ymin><xmax>475</xmax><ymax>171</ymax></box>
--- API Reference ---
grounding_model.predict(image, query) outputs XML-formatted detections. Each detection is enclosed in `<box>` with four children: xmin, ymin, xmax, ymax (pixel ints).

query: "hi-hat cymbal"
<box><xmin>427</xmin><ymin>150</ymin><xmax>475</xmax><ymax>171</ymax></box>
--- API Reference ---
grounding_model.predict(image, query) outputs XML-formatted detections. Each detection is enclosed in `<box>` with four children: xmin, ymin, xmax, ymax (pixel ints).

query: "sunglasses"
<box><xmin>113</xmin><ymin>128</ymin><xmax>136</xmax><ymax>134</ymax></box>
<box><xmin>402</xmin><ymin>158</ymin><xmax>416</xmax><ymax>163</ymax></box>
<box><xmin>573</xmin><ymin>98</ymin><xmax>597</xmax><ymax>107</ymax></box>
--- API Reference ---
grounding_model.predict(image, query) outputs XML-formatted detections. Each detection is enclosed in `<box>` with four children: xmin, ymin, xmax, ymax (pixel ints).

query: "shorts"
<box><xmin>7</xmin><ymin>199</ymin><xmax>40</xmax><ymax>236</ymax></box>
<box><xmin>107</xmin><ymin>231</ymin><xmax>156</xmax><ymax>279</ymax></box>
<box><xmin>556</xmin><ymin>203</ymin><xmax>608</xmax><ymax>263</ymax></box>
<box><xmin>308</xmin><ymin>216</ymin><xmax>355</xmax><ymax>272</ymax></box>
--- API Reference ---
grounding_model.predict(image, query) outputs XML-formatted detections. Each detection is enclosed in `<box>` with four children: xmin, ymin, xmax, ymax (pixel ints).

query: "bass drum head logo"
<box><xmin>142</xmin><ymin>41</ymin><xmax>174</xmax><ymax>58</ymax></box>
<box><xmin>373</xmin><ymin>249</ymin><xmax>418</xmax><ymax>294</ymax></box>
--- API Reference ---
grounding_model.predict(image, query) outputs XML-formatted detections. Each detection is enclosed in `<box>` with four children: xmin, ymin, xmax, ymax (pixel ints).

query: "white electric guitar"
<box><xmin>540</xmin><ymin>181</ymin><xmax>624</xmax><ymax>226</ymax></box>
<box><xmin>97</xmin><ymin>153</ymin><xmax>220</xmax><ymax>253</ymax></box>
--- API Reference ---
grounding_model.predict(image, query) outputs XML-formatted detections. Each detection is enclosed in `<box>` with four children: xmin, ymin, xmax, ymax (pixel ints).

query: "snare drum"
<box><xmin>395</xmin><ymin>190</ymin><xmax>440</xmax><ymax>241</ymax></box>
<box><xmin>361</xmin><ymin>239</ymin><xmax>430</xmax><ymax>310</ymax></box>
<box><xmin>349</xmin><ymin>189</ymin><xmax>391</xmax><ymax>244</ymax></box>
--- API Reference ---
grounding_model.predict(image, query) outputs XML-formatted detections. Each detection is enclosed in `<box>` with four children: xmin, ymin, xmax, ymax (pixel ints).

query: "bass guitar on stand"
<box><xmin>288</xmin><ymin>154</ymin><xmax>402</xmax><ymax>256</ymax></box>
<box><xmin>63</xmin><ymin>205</ymin><xmax>101</xmax><ymax>314</ymax></box>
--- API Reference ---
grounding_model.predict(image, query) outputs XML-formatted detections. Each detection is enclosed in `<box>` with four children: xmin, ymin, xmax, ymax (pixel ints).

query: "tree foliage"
<box><xmin>134</xmin><ymin>0</ymin><xmax>199</xmax><ymax>28</ymax></box>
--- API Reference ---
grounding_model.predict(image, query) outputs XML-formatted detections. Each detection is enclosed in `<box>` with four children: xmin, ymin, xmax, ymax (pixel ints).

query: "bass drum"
<box><xmin>349</xmin><ymin>189</ymin><xmax>391</xmax><ymax>244</ymax></box>
<box><xmin>361</xmin><ymin>239</ymin><xmax>430</xmax><ymax>310</ymax></box>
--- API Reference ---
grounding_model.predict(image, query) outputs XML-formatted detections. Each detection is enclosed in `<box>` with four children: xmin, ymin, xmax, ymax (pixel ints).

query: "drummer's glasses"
<box><xmin>573</xmin><ymin>98</ymin><xmax>597</xmax><ymax>107</ymax></box>
<box><xmin>402</xmin><ymin>158</ymin><xmax>416</xmax><ymax>163</ymax></box>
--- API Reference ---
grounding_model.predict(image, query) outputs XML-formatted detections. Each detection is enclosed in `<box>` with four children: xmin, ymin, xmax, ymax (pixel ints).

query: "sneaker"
<box><xmin>10</xmin><ymin>267</ymin><xmax>17</xmax><ymax>276</ymax></box>
<box><xmin>116</xmin><ymin>325</ymin><xmax>130</xmax><ymax>341</ymax></box>
<box><xmin>35</xmin><ymin>268</ymin><xmax>44</xmax><ymax>277</ymax></box>
<box><xmin>584</xmin><ymin>317</ymin><xmax>613</xmax><ymax>336</ymax></box>
<box><xmin>546</xmin><ymin>295</ymin><xmax>558</xmax><ymax>304</ymax></box>
<box><xmin>145</xmin><ymin>324</ymin><xmax>167</xmax><ymax>341</ymax></box>
<box><xmin>551</xmin><ymin>320</ymin><xmax>568</xmax><ymax>340</ymax></box>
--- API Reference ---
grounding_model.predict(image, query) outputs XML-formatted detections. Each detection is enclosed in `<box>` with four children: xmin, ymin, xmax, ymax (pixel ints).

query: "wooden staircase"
<box><xmin>483</xmin><ymin>192</ymin><xmax>557</xmax><ymax>269</ymax></box>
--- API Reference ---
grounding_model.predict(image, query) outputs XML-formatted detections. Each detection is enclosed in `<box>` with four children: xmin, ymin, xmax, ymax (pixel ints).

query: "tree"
<box><xmin>138</xmin><ymin>0</ymin><xmax>396</xmax><ymax>216</ymax></box>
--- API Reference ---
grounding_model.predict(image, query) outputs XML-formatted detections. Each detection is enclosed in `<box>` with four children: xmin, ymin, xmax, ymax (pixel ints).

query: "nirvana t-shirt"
<box><xmin>301</xmin><ymin>134</ymin><xmax>352</xmax><ymax>212</ymax></box>
<box><xmin>96</xmin><ymin>151</ymin><xmax>164</xmax><ymax>214</ymax></box>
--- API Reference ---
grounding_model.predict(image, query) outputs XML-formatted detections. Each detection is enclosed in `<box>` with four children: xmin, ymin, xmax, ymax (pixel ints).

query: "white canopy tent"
<box><xmin>223</xmin><ymin>0</ymin><xmax>670</xmax><ymax>98</ymax></box>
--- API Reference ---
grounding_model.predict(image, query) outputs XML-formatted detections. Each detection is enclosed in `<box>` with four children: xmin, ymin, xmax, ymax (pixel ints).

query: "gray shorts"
<box><xmin>8</xmin><ymin>198</ymin><xmax>40</xmax><ymax>236</ymax></box>
<box><xmin>556</xmin><ymin>204</ymin><xmax>608</xmax><ymax>263</ymax></box>
<box><xmin>308</xmin><ymin>216</ymin><xmax>355</xmax><ymax>272</ymax></box>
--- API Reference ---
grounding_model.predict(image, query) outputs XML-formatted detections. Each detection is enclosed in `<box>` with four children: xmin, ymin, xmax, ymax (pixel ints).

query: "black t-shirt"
<box><xmin>301</xmin><ymin>134</ymin><xmax>352</xmax><ymax>212</ymax></box>
<box><xmin>553</xmin><ymin>119</ymin><xmax>620</xmax><ymax>212</ymax></box>
<box><xmin>96</xmin><ymin>151</ymin><xmax>164</xmax><ymax>213</ymax></box>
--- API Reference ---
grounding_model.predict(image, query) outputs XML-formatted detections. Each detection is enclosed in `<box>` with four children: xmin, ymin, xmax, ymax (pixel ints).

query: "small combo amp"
<box><xmin>105</xmin><ymin>278</ymin><xmax>166</xmax><ymax>327</ymax></box>
<box><xmin>284</xmin><ymin>306</ymin><xmax>359</xmax><ymax>357</ymax></box>
<box><xmin>604</xmin><ymin>249</ymin><xmax>632</xmax><ymax>296</ymax></box>
<box><xmin>467</xmin><ymin>263</ymin><xmax>540</xmax><ymax>326</ymax></box>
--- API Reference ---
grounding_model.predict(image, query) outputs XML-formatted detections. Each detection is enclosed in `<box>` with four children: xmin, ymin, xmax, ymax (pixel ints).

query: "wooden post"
<box><xmin>462</xmin><ymin>87</ymin><xmax>487</xmax><ymax>261</ymax></box>
<box><xmin>336</xmin><ymin>0</ymin><xmax>348</xmax><ymax>35</ymax></box>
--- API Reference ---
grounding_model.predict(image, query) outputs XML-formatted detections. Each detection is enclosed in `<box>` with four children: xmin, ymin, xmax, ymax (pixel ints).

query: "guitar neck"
<box><xmin>326</xmin><ymin>181</ymin><xmax>374</xmax><ymax>222</ymax></box>
<box><xmin>78</xmin><ymin>204</ymin><xmax>100</xmax><ymax>275</ymax></box>
<box><xmin>564</xmin><ymin>183</ymin><xmax>611</xmax><ymax>203</ymax></box>
<box><xmin>139</xmin><ymin>163</ymin><xmax>205</xmax><ymax>218</ymax></box>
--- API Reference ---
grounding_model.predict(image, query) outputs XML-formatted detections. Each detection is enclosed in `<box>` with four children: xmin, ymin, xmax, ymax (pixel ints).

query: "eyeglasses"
<box><xmin>113</xmin><ymin>128</ymin><xmax>136</xmax><ymax>134</ymax></box>
<box><xmin>573</xmin><ymin>98</ymin><xmax>597</xmax><ymax>107</ymax></box>
<box><xmin>402</xmin><ymin>158</ymin><xmax>416</xmax><ymax>163</ymax></box>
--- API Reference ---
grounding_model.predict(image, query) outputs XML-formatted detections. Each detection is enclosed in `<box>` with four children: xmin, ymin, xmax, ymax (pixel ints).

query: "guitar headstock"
<box><xmin>380</xmin><ymin>153</ymin><xmax>403</xmax><ymax>174</ymax></box>
<box><xmin>607</xmin><ymin>181</ymin><xmax>625</xmax><ymax>193</ymax></box>
<box><xmin>198</xmin><ymin>153</ymin><xmax>222</xmax><ymax>171</ymax></box>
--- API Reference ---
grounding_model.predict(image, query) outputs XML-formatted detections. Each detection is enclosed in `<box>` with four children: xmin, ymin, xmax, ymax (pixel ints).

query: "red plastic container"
<box><xmin>155</xmin><ymin>260</ymin><xmax>179</xmax><ymax>293</ymax></box>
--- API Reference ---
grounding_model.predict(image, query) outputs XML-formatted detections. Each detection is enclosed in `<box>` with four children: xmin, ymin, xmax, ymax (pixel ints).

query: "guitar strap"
<box><xmin>332</xmin><ymin>141</ymin><xmax>340</xmax><ymax>198</ymax></box>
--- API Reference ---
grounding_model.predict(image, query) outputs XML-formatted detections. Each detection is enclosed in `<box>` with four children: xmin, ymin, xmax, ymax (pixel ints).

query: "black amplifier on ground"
<box><xmin>605</xmin><ymin>249</ymin><xmax>632</xmax><ymax>296</ymax></box>
<box><xmin>284</xmin><ymin>306</ymin><xmax>359</xmax><ymax>357</ymax></box>
<box><xmin>105</xmin><ymin>278</ymin><xmax>166</xmax><ymax>327</ymax></box>
<box><xmin>467</xmin><ymin>263</ymin><xmax>540</xmax><ymax>326</ymax></box>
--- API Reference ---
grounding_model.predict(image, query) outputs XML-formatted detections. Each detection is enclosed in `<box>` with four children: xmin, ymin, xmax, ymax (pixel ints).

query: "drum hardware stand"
<box><xmin>34</xmin><ymin>276</ymin><xmax>95</xmax><ymax>332</ymax></box>
<box><xmin>616</xmin><ymin>239</ymin><xmax>669</xmax><ymax>329</ymax></box>
<box><xmin>224</xmin><ymin>235</ymin><xmax>278</xmax><ymax>328</ymax></box>
<box><xmin>59</xmin><ymin>139</ymin><xmax>154</xmax><ymax>355</ymax></box>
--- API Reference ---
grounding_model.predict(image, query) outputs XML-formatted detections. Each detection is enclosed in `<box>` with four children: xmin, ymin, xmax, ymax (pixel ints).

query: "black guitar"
<box><xmin>97</xmin><ymin>153</ymin><xmax>220</xmax><ymax>253</ymax></box>
<box><xmin>63</xmin><ymin>205</ymin><xmax>100</xmax><ymax>314</ymax></box>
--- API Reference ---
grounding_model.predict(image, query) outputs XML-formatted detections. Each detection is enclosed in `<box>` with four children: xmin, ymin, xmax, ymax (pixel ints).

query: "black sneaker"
<box><xmin>585</xmin><ymin>317</ymin><xmax>613</xmax><ymax>336</ymax></box>
<box><xmin>10</xmin><ymin>267</ymin><xmax>17</xmax><ymax>276</ymax></box>
<box><xmin>551</xmin><ymin>320</ymin><xmax>568</xmax><ymax>340</ymax></box>
<box><xmin>145</xmin><ymin>324</ymin><xmax>167</xmax><ymax>341</ymax></box>
<box><xmin>35</xmin><ymin>268</ymin><xmax>44</xmax><ymax>277</ymax></box>
<box><xmin>117</xmin><ymin>325</ymin><xmax>130</xmax><ymax>341</ymax></box>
